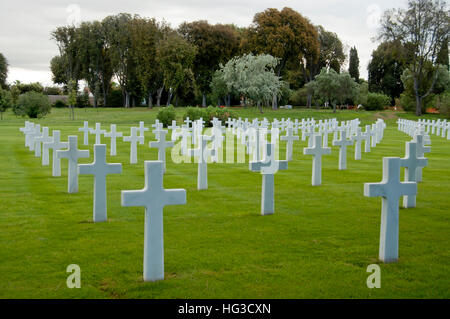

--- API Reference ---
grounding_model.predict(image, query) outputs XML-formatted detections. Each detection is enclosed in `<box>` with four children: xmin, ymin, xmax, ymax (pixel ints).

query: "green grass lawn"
<box><xmin>0</xmin><ymin>107</ymin><xmax>449</xmax><ymax>298</ymax></box>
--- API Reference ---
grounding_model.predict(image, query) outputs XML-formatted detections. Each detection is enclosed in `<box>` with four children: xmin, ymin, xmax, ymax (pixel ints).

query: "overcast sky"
<box><xmin>0</xmin><ymin>0</ymin><xmax>406</xmax><ymax>86</ymax></box>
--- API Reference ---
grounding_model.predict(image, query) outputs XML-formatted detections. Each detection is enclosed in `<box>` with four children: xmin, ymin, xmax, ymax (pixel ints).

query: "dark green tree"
<box><xmin>0</xmin><ymin>53</ymin><xmax>8</xmax><ymax>89</ymax></box>
<box><xmin>368</xmin><ymin>41</ymin><xmax>409</xmax><ymax>103</ymax></box>
<box><xmin>348</xmin><ymin>46</ymin><xmax>360</xmax><ymax>82</ymax></box>
<box><xmin>378</xmin><ymin>0</ymin><xmax>450</xmax><ymax>115</ymax></box>
<box><xmin>178</xmin><ymin>20</ymin><xmax>240</xmax><ymax>106</ymax></box>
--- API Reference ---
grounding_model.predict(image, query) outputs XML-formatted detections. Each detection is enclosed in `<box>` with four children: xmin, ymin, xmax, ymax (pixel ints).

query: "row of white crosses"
<box><xmin>20</xmin><ymin>120</ymin><xmax>185</xmax><ymax>282</ymax></box>
<box><xmin>229</xmin><ymin>118</ymin><xmax>385</xmax><ymax>186</ymax></box>
<box><xmin>18</xmin><ymin>115</ymin><xmax>388</xmax><ymax>280</ymax></box>
<box><xmin>398</xmin><ymin>118</ymin><xmax>449</xmax><ymax>141</ymax></box>
<box><xmin>364</xmin><ymin>130</ymin><xmax>430</xmax><ymax>263</ymax></box>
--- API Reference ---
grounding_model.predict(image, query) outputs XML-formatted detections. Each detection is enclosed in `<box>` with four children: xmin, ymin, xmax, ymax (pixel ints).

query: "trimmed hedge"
<box><xmin>183</xmin><ymin>106</ymin><xmax>236</xmax><ymax>127</ymax></box>
<box><xmin>364</xmin><ymin>93</ymin><xmax>390</xmax><ymax>111</ymax></box>
<box><xmin>156</xmin><ymin>105</ymin><xmax>176</xmax><ymax>127</ymax></box>
<box><xmin>14</xmin><ymin>91</ymin><xmax>51</xmax><ymax>118</ymax></box>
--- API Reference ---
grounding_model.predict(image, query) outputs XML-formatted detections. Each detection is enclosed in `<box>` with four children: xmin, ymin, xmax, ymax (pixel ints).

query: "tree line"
<box><xmin>49</xmin><ymin>7</ymin><xmax>354</xmax><ymax>110</ymax></box>
<box><xmin>1</xmin><ymin>1</ymin><xmax>448</xmax><ymax>118</ymax></box>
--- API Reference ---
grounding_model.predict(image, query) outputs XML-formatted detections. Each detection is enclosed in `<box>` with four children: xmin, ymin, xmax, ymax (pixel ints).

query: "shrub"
<box><xmin>76</xmin><ymin>91</ymin><xmax>90</xmax><ymax>108</ymax></box>
<box><xmin>104</xmin><ymin>88</ymin><xmax>123</xmax><ymax>107</ymax></box>
<box><xmin>398</xmin><ymin>92</ymin><xmax>434</xmax><ymax>113</ymax></box>
<box><xmin>52</xmin><ymin>100</ymin><xmax>67</xmax><ymax>108</ymax></box>
<box><xmin>204</xmin><ymin>106</ymin><xmax>236</xmax><ymax>126</ymax></box>
<box><xmin>14</xmin><ymin>91</ymin><xmax>51</xmax><ymax>118</ymax></box>
<box><xmin>157</xmin><ymin>105</ymin><xmax>176</xmax><ymax>127</ymax></box>
<box><xmin>183</xmin><ymin>106</ymin><xmax>236</xmax><ymax>127</ymax></box>
<box><xmin>364</xmin><ymin>92</ymin><xmax>391</xmax><ymax>111</ymax></box>
<box><xmin>43</xmin><ymin>86</ymin><xmax>63</xmax><ymax>95</ymax></box>
<box><xmin>289</xmin><ymin>88</ymin><xmax>308</xmax><ymax>107</ymax></box>
<box><xmin>183</xmin><ymin>106</ymin><xmax>203</xmax><ymax>121</ymax></box>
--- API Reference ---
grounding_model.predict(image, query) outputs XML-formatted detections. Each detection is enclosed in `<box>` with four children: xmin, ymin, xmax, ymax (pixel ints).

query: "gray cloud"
<box><xmin>0</xmin><ymin>0</ymin><xmax>406</xmax><ymax>85</ymax></box>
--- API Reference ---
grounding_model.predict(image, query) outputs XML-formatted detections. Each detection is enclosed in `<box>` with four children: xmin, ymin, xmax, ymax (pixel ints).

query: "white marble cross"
<box><xmin>303</xmin><ymin>134</ymin><xmax>331</xmax><ymax>186</ymax></box>
<box><xmin>22</xmin><ymin>122</ymin><xmax>35</xmax><ymax>148</ymax></box>
<box><xmin>168</xmin><ymin>121</ymin><xmax>180</xmax><ymax>141</ymax></box>
<box><xmin>364</xmin><ymin>157</ymin><xmax>417</xmax><ymax>263</ymax></box>
<box><xmin>123</xmin><ymin>127</ymin><xmax>144</xmax><ymax>164</ymax></box>
<box><xmin>151</xmin><ymin>120</ymin><xmax>161</xmax><ymax>132</ymax></box>
<box><xmin>413</xmin><ymin>134</ymin><xmax>431</xmax><ymax>182</ymax></box>
<box><xmin>78</xmin><ymin>121</ymin><xmax>91</xmax><ymax>145</ymax></box>
<box><xmin>302</xmin><ymin>125</ymin><xmax>315</xmax><ymax>147</ymax></box>
<box><xmin>104</xmin><ymin>124</ymin><xmax>123</xmax><ymax>156</ymax></box>
<box><xmin>211</xmin><ymin>125</ymin><xmax>224</xmax><ymax>163</ymax></box>
<box><xmin>121</xmin><ymin>161</ymin><xmax>186</xmax><ymax>282</ymax></box>
<box><xmin>56</xmin><ymin>135</ymin><xmax>90</xmax><ymax>193</ymax></box>
<box><xmin>179</xmin><ymin>127</ymin><xmax>192</xmax><ymax>156</ymax></box>
<box><xmin>371</xmin><ymin>123</ymin><xmax>377</xmax><ymax>147</ymax></box>
<box><xmin>184</xmin><ymin>117</ymin><xmax>192</xmax><ymax>128</ymax></box>
<box><xmin>250</xmin><ymin>128</ymin><xmax>263</xmax><ymax>162</ymax></box>
<box><xmin>137</xmin><ymin>121</ymin><xmax>149</xmax><ymax>138</ymax></box>
<box><xmin>152</xmin><ymin>122</ymin><xmax>164</xmax><ymax>135</ymax></box>
<box><xmin>90</xmin><ymin>123</ymin><xmax>106</xmax><ymax>144</ymax></box>
<box><xmin>332</xmin><ymin>130</ymin><xmax>353</xmax><ymax>170</ymax></box>
<box><xmin>352</xmin><ymin>127</ymin><xmax>365</xmax><ymax>160</ymax></box>
<box><xmin>363</xmin><ymin>125</ymin><xmax>373</xmax><ymax>153</ymax></box>
<box><xmin>28</xmin><ymin>124</ymin><xmax>41</xmax><ymax>151</ymax></box>
<box><xmin>168</xmin><ymin>120</ymin><xmax>179</xmax><ymax>131</ymax></box>
<box><xmin>149</xmin><ymin>129</ymin><xmax>174</xmax><ymax>173</ymax></box>
<box><xmin>280</xmin><ymin>124</ymin><xmax>299</xmax><ymax>161</ymax></box>
<box><xmin>400</xmin><ymin>141</ymin><xmax>427</xmax><ymax>208</ymax></box>
<box><xmin>78</xmin><ymin>144</ymin><xmax>122</xmax><ymax>222</ymax></box>
<box><xmin>189</xmin><ymin>135</ymin><xmax>215</xmax><ymax>190</ymax></box>
<box><xmin>34</xmin><ymin>127</ymin><xmax>51</xmax><ymax>159</ymax></box>
<box><xmin>250</xmin><ymin>143</ymin><xmax>288</xmax><ymax>215</ymax></box>
<box><xmin>19</xmin><ymin>121</ymin><xmax>31</xmax><ymax>140</ymax></box>
<box><xmin>43</xmin><ymin>130</ymin><xmax>68</xmax><ymax>175</ymax></box>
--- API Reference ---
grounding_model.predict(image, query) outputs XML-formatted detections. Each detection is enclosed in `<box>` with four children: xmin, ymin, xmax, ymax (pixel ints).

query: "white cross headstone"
<box><xmin>121</xmin><ymin>161</ymin><xmax>186</xmax><ymax>282</ymax></box>
<box><xmin>364</xmin><ymin>157</ymin><xmax>417</xmax><ymax>263</ymax></box>
<box><xmin>400</xmin><ymin>141</ymin><xmax>427</xmax><ymax>208</ymax></box>
<box><xmin>123</xmin><ymin>127</ymin><xmax>144</xmax><ymax>164</ymax></box>
<box><xmin>43</xmin><ymin>130</ymin><xmax>68</xmax><ymax>175</ymax></box>
<box><xmin>90</xmin><ymin>123</ymin><xmax>106</xmax><ymax>145</ymax></box>
<box><xmin>352</xmin><ymin>127</ymin><xmax>365</xmax><ymax>160</ymax></box>
<box><xmin>22</xmin><ymin>122</ymin><xmax>35</xmax><ymax>148</ymax></box>
<box><xmin>56</xmin><ymin>135</ymin><xmax>90</xmax><ymax>193</ymax></box>
<box><xmin>413</xmin><ymin>134</ymin><xmax>431</xmax><ymax>182</ymax></box>
<box><xmin>78</xmin><ymin>144</ymin><xmax>122</xmax><ymax>222</ymax></box>
<box><xmin>35</xmin><ymin>127</ymin><xmax>53</xmax><ymax>164</ymax></box>
<box><xmin>280</xmin><ymin>125</ymin><xmax>299</xmax><ymax>161</ymax></box>
<box><xmin>184</xmin><ymin>117</ymin><xmax>192</xmax><ymax>128</ymax></box>
<box><xmin>371</xmin><ymin>123</ymin><xmax>377</xmax><ymax>147</ymax></box>
<box><xmin>363</xmin><ymin>125</ymin><xmax>373</xmax><ymax>153</ymax></box>
<box><xmin>151</xmin><ymin>120</ymin><xmax>161</xmax><ymax>131</ymax></box>
<box><xmin>168</xmin><ymin>121</ymin><xmax>180</xmax><ymax>141</ymax></box>
<box><xmin>137</xmin><ymin>121</ymin><xmax>149</xmax><ymax>138</ymax></box>
<box><xmin>149</xmin><ymin>129</ymin><xmax>174</xmax><ymax>173</ymax></box>
<box><xmin>250</xmin><ymin>143</ymin><xmax>288</xmax><ymax>215</ymax></box>
<box><xmin>332</xmin><ymin>130</ymin><xmax>353</xmax><ymax>170</ymax></box>
<box><xmin>104</xmin><ymin>124</ymin><xmax>123</xmax><ymax>156</ymax></box>
<box><xmin>33</xmin><ymin>126</ymin><xmax>49</xmax><ymax>157</ymax></box>
<box><xmin>188</xmin><ymin>135</ymin><xmax>215</xmax><ymax>190</ymax></box>
<box><xmin>28</xmin><ymin>124</ymin><xmax>41</xmax><ymax>151</ymax></box>
<box><xmin>78</xmin><ymin>121</ymin><xmax>91</xmax><ymax>145</ymax></box>
<box><xmin>303</xmin><ymin>134</ymin><xmax>331</xmax><ymax>186</ymax></box>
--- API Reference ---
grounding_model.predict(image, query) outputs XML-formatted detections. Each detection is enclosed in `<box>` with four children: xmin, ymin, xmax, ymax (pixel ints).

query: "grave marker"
<box><xmin>56</xmin><ymin>136</ymin><xmax>90</xmax><ymax>193</ymax></box>
<box><xmin>79</xmin><ymin>144</ymin><xmax>122</xmax><ymax>222</ymax></box>
<box><xmin>364</xmin><ymin>157</ymin><xmax>417</xmax><ymax>263</ymax></box>
<box><xmin>121</xmin><ymin>161</ymin><xmax>186</xmax><ymax>281</ymax></box>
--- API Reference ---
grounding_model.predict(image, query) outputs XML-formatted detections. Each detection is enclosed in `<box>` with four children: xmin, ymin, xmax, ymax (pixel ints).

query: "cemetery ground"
<box><xmin>0</xmin><ymin>107</ymin><xmax>449</xmax><ymax>299</ymax></box>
